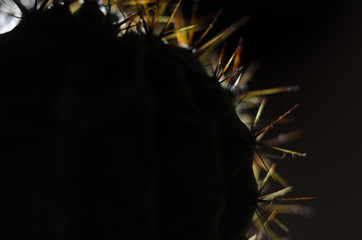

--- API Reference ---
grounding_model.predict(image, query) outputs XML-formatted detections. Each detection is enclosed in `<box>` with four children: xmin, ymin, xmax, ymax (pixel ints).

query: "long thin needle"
<box><xmin>159</xmin><ymin>0</ymin><xmax>182</xmax><ymax>37</ymax></box>
<box><xmin>255</xmin><ymin>104</ymin><xmax>299</xmax><ymax>138</ymax></box>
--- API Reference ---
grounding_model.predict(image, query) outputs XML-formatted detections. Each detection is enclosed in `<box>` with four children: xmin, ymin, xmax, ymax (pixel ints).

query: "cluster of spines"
<box><xmin>0</xmin><ymin>0</ymin><xmax>313</xmax><ymax>239</ymax></box>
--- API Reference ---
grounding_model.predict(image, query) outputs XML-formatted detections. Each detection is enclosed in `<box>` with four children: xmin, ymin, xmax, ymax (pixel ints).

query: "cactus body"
<box><xmin>0</xmin><ymin>1</ymin><xmax>258</xmax><ymax>240</ymax></box>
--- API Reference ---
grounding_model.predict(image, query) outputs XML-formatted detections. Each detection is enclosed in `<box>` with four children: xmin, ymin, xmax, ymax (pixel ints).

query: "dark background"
<box><xmin>183</xmin><ymin>0</ymin><xmax>362</xmax><ymax>239</ymax></box>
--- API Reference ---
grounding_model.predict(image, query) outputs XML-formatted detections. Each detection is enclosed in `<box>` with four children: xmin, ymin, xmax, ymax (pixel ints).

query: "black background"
<box><xmin>182</xmin><ymin>0</ymin><xmax>362</xmax><ymax>239</ymax></box>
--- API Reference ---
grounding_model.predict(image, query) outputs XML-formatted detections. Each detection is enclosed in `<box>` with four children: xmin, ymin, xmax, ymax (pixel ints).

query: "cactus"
<box><xmin>0</xmin><ymin>1</ymin><xmax>309</xmax><ymax>239</ymax></box>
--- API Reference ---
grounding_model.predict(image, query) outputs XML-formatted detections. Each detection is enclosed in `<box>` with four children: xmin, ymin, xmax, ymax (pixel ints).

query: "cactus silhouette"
<box><xmin>0</xmin><ymin>1</ymin><xmax>308</xmax><ymax>240</ymax></box>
